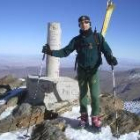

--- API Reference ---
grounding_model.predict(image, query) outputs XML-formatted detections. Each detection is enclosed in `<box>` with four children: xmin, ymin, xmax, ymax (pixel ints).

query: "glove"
<box><xmin>42</xmin><ymin>44</ymin><xmax>52</xmax><ymax>55</ymax></box>
<box><xmin>107</xmin><ymin>55</ymin><xmax>118</xmax><ymax>66</ymax></box>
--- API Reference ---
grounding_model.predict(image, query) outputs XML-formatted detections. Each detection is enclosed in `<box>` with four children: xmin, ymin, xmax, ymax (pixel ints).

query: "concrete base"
<box><xmin>26</xmin><ymin>75</ymin><xmax>79</xmax><ymax>109</ymax></box>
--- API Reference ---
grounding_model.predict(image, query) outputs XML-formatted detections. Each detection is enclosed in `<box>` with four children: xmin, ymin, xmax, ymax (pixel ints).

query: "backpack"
<box><xmin>74</xmin><ymin>29</ymin><xmax>103</xmax><ymax>70</ymax></box>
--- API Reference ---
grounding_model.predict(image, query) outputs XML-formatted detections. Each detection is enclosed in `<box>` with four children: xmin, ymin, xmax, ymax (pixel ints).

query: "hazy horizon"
<box><xmin>0</xmin><ymin>53</ymin><xmax>140</xmax><ymax>71</ymax></box>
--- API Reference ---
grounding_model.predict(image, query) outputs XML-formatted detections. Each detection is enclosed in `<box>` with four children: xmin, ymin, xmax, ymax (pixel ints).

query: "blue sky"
<box><xmin>0</xmin><ymin>0</ymin><xmax>140</xmax><ymax>61</ymax></box>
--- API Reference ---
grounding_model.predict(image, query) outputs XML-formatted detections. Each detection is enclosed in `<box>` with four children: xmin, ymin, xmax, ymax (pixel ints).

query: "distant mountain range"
<box><xmin>99</xmin><ymin>68</ymin><xmax>140</xmax><ymax>101</ymax></box>
<box><xmin>0</xmin><ymin>54</ymin><xmax>140</xmax><ymax>70</ymax></box>
<box><xmin>0</xmin><ymin>54</ymin><xmax>140</xmax><ymax>101</ymax></box>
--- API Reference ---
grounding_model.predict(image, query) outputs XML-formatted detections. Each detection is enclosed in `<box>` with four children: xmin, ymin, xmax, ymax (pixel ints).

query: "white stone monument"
<box><xmin>47</xmin><ymin>22</ymin><xmax>61</xmax><ymax>78</ymax></box>
<box><xmin>27</xmin><ymin>22</ymin><xmax>79</xmax><ymax>110</ymax></box>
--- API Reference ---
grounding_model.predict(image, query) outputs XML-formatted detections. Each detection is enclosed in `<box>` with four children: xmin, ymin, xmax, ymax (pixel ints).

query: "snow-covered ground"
<box><xmin>0</xmin><ymin>127</ymin><xmax>33</xmax><ymax>140</ymax></box>
<box><xmin>62</xmin><ymin>105</ymin><xmax>140</xmax><ymax>140</ymax></box>
<box><xmin>0</xmin><ymin>102</ymin><xmax>140</xmax><ymax>140</ymax></box>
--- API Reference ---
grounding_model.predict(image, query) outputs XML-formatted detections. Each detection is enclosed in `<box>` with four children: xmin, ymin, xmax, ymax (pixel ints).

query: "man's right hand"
<box><xmin>42</xmin><ymin>44</ymin><xmax>52</xmax><ymax>55</ymax></box>
<box><xmin>107</xmin><ymin>56</ymin><xmax>118</xmax><ymax>66</ymax></box>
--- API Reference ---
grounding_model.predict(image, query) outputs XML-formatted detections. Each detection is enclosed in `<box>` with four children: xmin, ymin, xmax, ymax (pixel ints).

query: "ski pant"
<box><xmin>77</xmin><ymin>66</ymin><xmax>100</xmax><ymax>116</ymax></box>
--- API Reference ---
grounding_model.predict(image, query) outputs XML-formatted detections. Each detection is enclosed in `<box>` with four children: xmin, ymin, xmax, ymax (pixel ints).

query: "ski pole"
<box><xmin>24</xmin><ymin>53</ymin><xmax>46</xmax><ymax>138</ymax></box>
<box><xmin>111</xmin><ymin>65</ymin><xmax>119</xmax><ymax>139</ymax></box>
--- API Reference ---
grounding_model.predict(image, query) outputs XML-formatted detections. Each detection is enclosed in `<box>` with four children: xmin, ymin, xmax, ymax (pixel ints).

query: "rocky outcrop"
<box><xmin>0</xmin><ymin>92</ymin><xmax>140</xmax><ymax>137</ymax></box>
<box><xmin>30</xmin><ymin>119</ymin><xmax>68</xmax><ymax>140</ymax></box>
<box><xmin>46</xmin><ymin>93</ymin><xmax>140</xmax><ymax>136</ymax></box>
<box><xmin>0</xmin><ymin>97</ymin><xmax>19</xmax><ymax>114</ymax></box>
<box><xmin>0</xmin><ymin>103</ymin><xmax>46</xmax><ymax>133</ymax></box>
<box><xmin>0</xmin><ymin>75</ymin><xmax>25</xmax><ymax>95</ymax></box>
<box><xmin>100</xmin><ymin>93</ymin><xmax>124</xmax><ymax>117</ymax></box>
<box><xmin>100</xmin><ymin>94</ymin><xmax>140</xmax><ymax>135</ymax></box>
<box><xmin>0</xmin><ymin>74</ymin><xmax>140</xmax><ymax>138</ymax></box>
<box><xmin>104</xmin><ymin>110</ymin><xmax>140</xmax><ymax>135</ymax></box>
<box><xmin>0</xmin><ymin>75</ymin><xmax>26</xmax><ymax>106</ymax></box>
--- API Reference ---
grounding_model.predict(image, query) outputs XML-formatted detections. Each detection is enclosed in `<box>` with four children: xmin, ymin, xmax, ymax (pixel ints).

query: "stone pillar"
<box><xmin>47</xmin><ymin>22</ymin><xmax>61</xmax><ymax>78</ymax></box>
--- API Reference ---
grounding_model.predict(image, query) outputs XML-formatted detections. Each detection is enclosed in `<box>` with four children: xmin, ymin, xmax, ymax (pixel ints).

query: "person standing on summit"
<box><xmin>42</xmin><ymin>15</ymin><xmax>118</xmax><ymax>131</ymax></box>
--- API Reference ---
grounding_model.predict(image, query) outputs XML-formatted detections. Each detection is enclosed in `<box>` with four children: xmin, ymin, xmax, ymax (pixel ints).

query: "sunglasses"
<box><xmin>80</xmin><ymin>20</ymin><xmax>90</xmax><ymax>24</ymax></box>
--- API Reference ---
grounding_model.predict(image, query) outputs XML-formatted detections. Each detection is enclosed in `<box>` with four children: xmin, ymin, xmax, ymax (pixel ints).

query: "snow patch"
<box><xmin>19</xmin><ymin>78</ymin><xmax>25</xmax><ymax>82</ymax></box>
<box><xmin>0</xmin><ymin>106</ymin><xmax>17</xmax><ymax>120</ymax></box>
<box><xmin>0</xmin><ymin>127</ymin><xmax>33</xmax><ymax>140</ymax></box>
<box><xmin>0</xmin><ymin>100</ymin><xmax>6</xmax><ymax>106</ymax></box>
<box><xmin>65</xmin><ymin>126</ymin><xmax>114</xmax><ymax>140</ymax></box>
<box><xmin>129</xmin><ymin>73</ymin><xmax>140</xmax><ymax>80</ymax></box>
<box><xmin>124</xmin><ymin>101</ymin><xmax>140</xmax><ymax>114</ymax></box>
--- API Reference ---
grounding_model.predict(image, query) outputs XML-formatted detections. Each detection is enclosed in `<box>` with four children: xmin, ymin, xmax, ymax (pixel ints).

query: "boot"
<box><xmin>78</xmin><ymin>113</ymin><xmax>89</xmax><ymax>128</ymax></box>
<box><xmin>91</xmin><ymin>116</ymin><xmax>102</xmax><ymax>132</ymax></box>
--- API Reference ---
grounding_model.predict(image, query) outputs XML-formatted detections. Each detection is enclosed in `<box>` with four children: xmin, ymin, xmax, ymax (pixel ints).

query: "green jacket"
<box><xmin>52</xmin><ymin>28</ymin><xmax>112</xmax><ymax>69</ymax></box>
